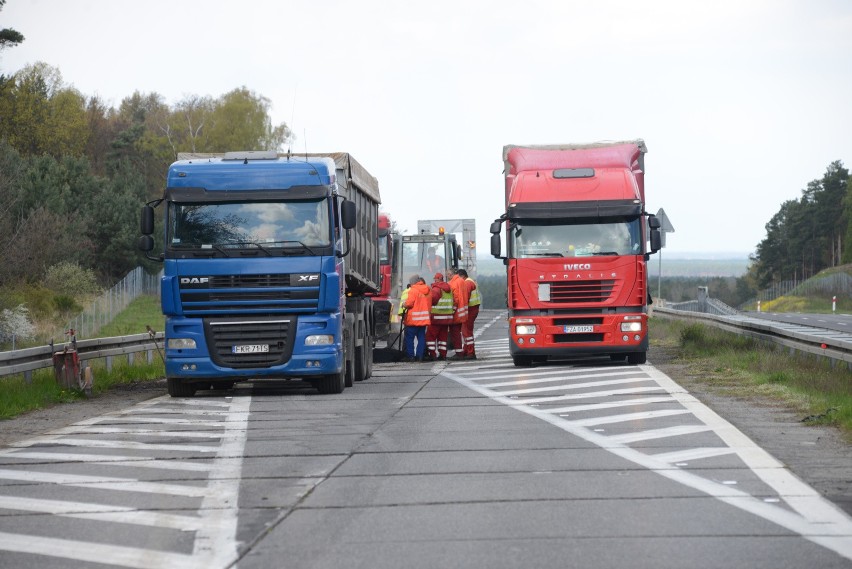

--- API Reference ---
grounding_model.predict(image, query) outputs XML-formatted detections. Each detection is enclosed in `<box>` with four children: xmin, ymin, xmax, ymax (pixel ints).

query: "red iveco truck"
<box><xmin>489</xmin><ymin>141</ymin><xmax>661</xmax><ymax>366</ymax></box>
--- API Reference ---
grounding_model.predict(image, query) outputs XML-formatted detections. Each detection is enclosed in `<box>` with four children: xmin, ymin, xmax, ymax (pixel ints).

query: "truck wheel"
<box><xmin>512</xmin><ymin>355</ymin><xmax>533</xmax><ymax>367</ymax></box>
<box><xmin>365</xmin><ymin>342</ymin><xmax>373</xmax><ymax>379</ymax></box>
<box><xmin>167</xmin><ymin>377</ymin><xmax>197</xmax><ymax>398</ymax></box>
<box><xmin>316</xmin><ymin>365</ymin><xmax>345</xmax><ymax>394</ymax></box>
<box><xmin>627</xmin><ymin>352</ymin><xmax>647</xmax><ymax>365</ymax></box>
<box><xmin>354</xmin><ymin>344</ymin><xmax>368</xmax><ymax>381</ymax></box>
<box><xmin>344</xmin><ymin>332</ymin><xmax>355</xmax><ymax>388</ymax></box>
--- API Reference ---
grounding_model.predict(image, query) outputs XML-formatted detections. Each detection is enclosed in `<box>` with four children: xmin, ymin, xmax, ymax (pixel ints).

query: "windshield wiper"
<box><xmin>262</xmin><ymin>240</ymin><xmax>318</xmax><ymax>255</ymax></box>
<box><xmin>523</xmin><ymin>252</ymin><xmax>563</xmax><ymax>257</ymax></box>
<box><xmin>228</xmin><ymin>241</ymin><xmax>273</xmax><ymax>256</ymax></box>
<box><xmin>590</xmin><ymin>251</ymin><xmax>619</xmax><ymax>256</ymax></box>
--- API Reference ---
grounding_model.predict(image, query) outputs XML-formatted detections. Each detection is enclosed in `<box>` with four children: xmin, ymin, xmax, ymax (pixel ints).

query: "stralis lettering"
<box><xmin>563</xmin><ymin>263</ymin><xmax>592</xmax><ymax>271</ymax></box>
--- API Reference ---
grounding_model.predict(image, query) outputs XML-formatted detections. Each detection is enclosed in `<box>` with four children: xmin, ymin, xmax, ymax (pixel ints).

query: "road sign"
<box><xmin>656</xmin><ymin>208</ymin><xmax>674</xmax><ymax>247</ymax></box>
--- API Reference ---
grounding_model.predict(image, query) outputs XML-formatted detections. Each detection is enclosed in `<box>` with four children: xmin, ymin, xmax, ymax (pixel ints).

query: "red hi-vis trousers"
<box><xmin>461</xmin><ymin>305</ymin><xmax>479</xmax><ymax>356</ymax></box>
<box><xmin>427</xmin><ymin>314</ymin><xmax>452</xmax><ymax>358</ymax></box>
<box><xmin>426</xmin><ymin>323</ymin><xmax>449</xmax><ymax>358</ymax></box>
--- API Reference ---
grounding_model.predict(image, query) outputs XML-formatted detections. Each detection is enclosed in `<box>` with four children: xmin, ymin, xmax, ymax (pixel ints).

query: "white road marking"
<box><xmin>607</xmin><ymin>425</ymin><xmax>715</xmax><ymax>444</ymax></box>
<box><xmin>519</xmin><ymin>385</ymin><xmax>668</xmax><ymax>405</ymax></box>
<box><xmin>0</xmin><ymin>394</ymin><xmax>252</xmax><ymax>568</ymax></box>
<box><xmin>491</xmin><ymin>376</ymin><xmax>656</xmax><ymax>396</ymax></box>
<box><xmin>0</xmin><ymin>468</ymin><xmax>213</xmax><ymax>497</ymax></box>
<box><xmin>7</xmin><ymin>438</ymin><xmax>219</xmax><ymax>453</ymax></box>
<box><xmin>1</xmin><ymin>451</ymin><xmax>214</xmax><ymax>471</ymax></box>
<box><xmin>563</xmin><ymin>408</ymin><xmax>692</xmax><ymax>427</ymax></box>
<box><xmin>51</xmin><ymin>426</ymin><xmax>225</xmax><ymax>439</ymax></box>
<box><xmin>0</xmin><ymin>495</ymin><xmax>204</xmax><ymax>530</ymax></box>
<box><xmin>548</xmin><ymin>396</ymin><xmax>675</xmax><ymax>414</ymax></box>
<box><xmin>0</xmin><ymin>531</ymin><xmax>198</xmax><ymax>569</ymax></box>
<box><xmin>443</xmin><ymin>340</ymin><xmax>852</xmax><ymax>561</ymax></box>
<box><xmin>651</xmin><ymin>447</ymin><xmax>737</xmax><ymax>464</ymax></box>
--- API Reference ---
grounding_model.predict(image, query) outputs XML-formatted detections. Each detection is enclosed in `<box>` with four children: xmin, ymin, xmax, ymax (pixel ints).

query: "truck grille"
<box><xmin>180</xmin><ymin>273</ymin><xmax>320</xmax><ymax>316</ymax></box>
<box><xmin>204</xmin><ymin>317</ymin><xmax>297</xmax><ymax>369</ymax></box>
<box><xmin>546</xmin><ymin>280</ymin><xmax>615</xmax><ymax>303</ymax></box>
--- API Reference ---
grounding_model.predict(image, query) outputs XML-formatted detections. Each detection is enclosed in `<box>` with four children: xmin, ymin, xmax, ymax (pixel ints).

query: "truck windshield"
<box><xmin>401</xmin><ymin>241</ymin><xmax>445</xmax><ymax>283</ymax></box>
<box><xmin>510</xmin><ymin>218</ymin><xmax>642</xmax><ymax>258</ymax></box>
<box><xmin>169</xmin><ymin>199</ymin><xmax>331</xmax><ymax>249</ymax></box>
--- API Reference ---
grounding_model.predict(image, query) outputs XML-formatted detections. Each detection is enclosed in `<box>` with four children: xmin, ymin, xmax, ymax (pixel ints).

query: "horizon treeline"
<box><xmin>0</xmin><ymin>61</ymin><xmax>291</xmax><ymax>287</ymax></box>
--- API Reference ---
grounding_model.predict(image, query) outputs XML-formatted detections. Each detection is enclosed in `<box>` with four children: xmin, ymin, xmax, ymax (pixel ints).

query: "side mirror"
<box><xmin>141</xmin><ymin>205</ymin><xmax>155</xmax><ymax>235</ymax></box>
<box><xmin>491</xmin><ymin>233</ymin><xmax>502</xmax><ymax>258</ymax></box>
<box><xmin>649</xmin><ymin>228</ymin><xmax>661</xmax><ymax>254</ymax></box>
<box><xmin>648</xmin><ymin>215</ymin><xmax>661</xmax><ymax>230</ymax></box>
<box><xmin>139</xmin><ymin>235</ymin><xmax>154</xmax><ymax>252</ymax></box>
<box><xmin>341</xmin><ymin>200</ymin><xmax>356</xmax><ymax>230</ymax></box>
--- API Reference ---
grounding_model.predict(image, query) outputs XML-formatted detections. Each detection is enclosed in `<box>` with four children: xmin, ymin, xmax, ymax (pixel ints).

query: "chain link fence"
<box><xmin>55</xmin><ymin>267</ymin><xmax>161</xmax><ymax>342</ymax></box>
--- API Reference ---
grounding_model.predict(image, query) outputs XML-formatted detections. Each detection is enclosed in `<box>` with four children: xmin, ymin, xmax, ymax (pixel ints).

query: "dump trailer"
<box><xmin>489</xmin><ymin>141</ymin><xmax>661</xmax><ymax>366</ymax></box>
<box><xmin>140</xmin><ymin>151</ymin><xmax>380</xmax><ymax>396</ymax></box>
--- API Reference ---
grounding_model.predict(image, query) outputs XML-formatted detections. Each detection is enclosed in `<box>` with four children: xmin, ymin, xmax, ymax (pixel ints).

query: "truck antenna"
<box><xmin>287</xmin><ymin>86</ymin><xmax>297</xmax><ymax>161</ymax></box>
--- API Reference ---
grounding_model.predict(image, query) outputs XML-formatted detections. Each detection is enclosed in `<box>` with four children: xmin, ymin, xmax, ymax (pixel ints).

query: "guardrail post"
<box><xmin>128</xmin><ymin>352</ymin><xmax>134</xmax><ymax>365</ymax></box>
<box><xmin>105</xmin><ymin>355</ymin><xmax>113</xmax><ymax>373</ymax></box>
<box><xmin>24</xmin><ymin>370</ymin><xmax>32</xmax><ymax>383</ymax></box>
<box><xmin>147</xmin><ymin>349</ymin><xmax>153</xmax><ymax>364</ymax></box>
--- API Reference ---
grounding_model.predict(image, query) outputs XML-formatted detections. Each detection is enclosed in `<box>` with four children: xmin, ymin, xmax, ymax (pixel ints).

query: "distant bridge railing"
<box><xmin>654</xmin><ymin>303</ymin><xmax>852</xmax><ymax>369</ymax></box>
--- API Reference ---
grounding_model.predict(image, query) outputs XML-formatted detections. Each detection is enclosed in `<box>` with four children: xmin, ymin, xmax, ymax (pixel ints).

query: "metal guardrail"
<box><xmin>653</xmin><ymin>305</ymin><xmax>852</xmax><ymax>368</ymax></box>
<box><xmin>0</xmin><ymin>331</ymin><xmax>165</xmax><ymax>380</ymax></box>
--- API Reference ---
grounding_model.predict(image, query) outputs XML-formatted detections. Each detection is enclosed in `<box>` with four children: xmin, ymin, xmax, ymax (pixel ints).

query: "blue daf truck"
<box><xmin>139</xmin><ymin>151</ymin><xmax>380</xmax><ymax>397</ymax></box>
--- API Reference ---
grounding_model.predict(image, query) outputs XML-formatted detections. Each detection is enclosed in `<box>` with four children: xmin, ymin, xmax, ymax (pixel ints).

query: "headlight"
<box><xmin>515</xmin><ymin>325</ymin><xmax>537</xmax><ymax>335</ymax></box>
<box><xmin>621</xmin><ymin>322</ymin><xmax>642</xmax><ymax>332</ymax></box>
<box><xmin>167</xmin><ymin>338</ymin><xmax>196</xmax><ymax>349</ymax></box>
<box><xmin>305</xmin><ymin>335</ymin><xmax>334</xmax><ymax>346</ymax></box>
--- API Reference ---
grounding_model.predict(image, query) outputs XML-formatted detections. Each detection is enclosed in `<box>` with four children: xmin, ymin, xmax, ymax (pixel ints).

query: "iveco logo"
<box><xmin>180</xmin><ymin>277</ymin><xmax>209</xmax><ymax>285</ymax></box>
<box><xmin>563</xmin><ymin>263</ymin><xmax>592</xmax><ymax>270</ymax></box>
<box><xmin>297</xmin><ymin>274</ymin><xmax>320</xmax><ymax>282</ymax></box>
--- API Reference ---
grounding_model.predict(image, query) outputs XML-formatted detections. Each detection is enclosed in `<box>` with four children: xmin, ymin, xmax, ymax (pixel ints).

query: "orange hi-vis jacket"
<box><xmin>448</xmin><ymin>274</ymin><xmax>468</xmax><ymax>324</ymax></box>
<box><xmin>403</xmin><ymin>282</ymin><xmax>432</xmax><ymax>326</ymax></box>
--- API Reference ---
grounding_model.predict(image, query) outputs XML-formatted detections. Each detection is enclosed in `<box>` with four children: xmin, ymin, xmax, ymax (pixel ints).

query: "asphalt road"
<box><xmin>745</xmin><ymin>310</ymin><xmax>852</xmax><ymax>335</ymax></box>
<box><xmin>0</xmin><ymin>310</ymin><xmax>851</xmax><ymax>568</ymax></box>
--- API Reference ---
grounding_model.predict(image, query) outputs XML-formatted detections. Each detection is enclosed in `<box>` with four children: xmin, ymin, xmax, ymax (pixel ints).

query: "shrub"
<box><xmin>53</xmin><ymin>294</ymin><xmax>82</xmax><ymax>316</ymax></box>
<box><xmin>44</xmin><ymin>262</ymin><xmax>101</xmax><ymax>297</ymax></box>
<box><xmin>0</xmin><ymin>304</ymin><xmax>36</xmax><ymax>346</ymax></box>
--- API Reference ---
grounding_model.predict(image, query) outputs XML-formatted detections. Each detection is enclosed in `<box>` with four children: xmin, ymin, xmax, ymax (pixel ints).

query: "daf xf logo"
<box><xmin>297</xmin><ymin>274</ymin><xmax>320</xmax><ymax>282</ymax></box>
<box><xmin>563</xmin><ymin>263</ymin><xmax>592</xmax><ymax>271</ymax></box>
<box><xmin>180</xmin><ymin>277</ymin><xmax>209</xmax><ymax>285</ymax></box>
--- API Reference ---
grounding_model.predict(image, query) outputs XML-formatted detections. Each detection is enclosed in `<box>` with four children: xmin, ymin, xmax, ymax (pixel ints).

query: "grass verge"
<box><xmin>0</xmin><ymin>295</ymin><xmax>165</xmax><ymax>420</ymax></box>
<box><xmin>651</xmin><ymin>316</ymin><xmax>852</xmax><ymax>438</ymax></box>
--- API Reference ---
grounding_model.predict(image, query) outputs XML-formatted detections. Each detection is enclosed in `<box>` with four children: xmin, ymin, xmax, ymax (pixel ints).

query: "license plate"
<box><xmin>232</xmin><ymin>344</ymin><xmax>269</xmax><ymax>354</ymax></box>
<box><xmin>564</xmin><ymin>325</ymin><xmax>594</xmax><ymax>333</ymax></box>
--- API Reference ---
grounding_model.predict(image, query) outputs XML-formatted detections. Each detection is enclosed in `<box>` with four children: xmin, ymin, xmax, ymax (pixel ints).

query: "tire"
<box><xmin>354</xmin><ymin>344</ymin><xmax>368</xmax><ymax>382</ymax></box>
<box><xmin>344</xmin><ymin>331</ymin><xmax>355</xmax><ymax>388</ymax></box>
<box><xmin>167</xmin><ymin>377</ymin><xmax>197</xmax><ymax>398</ymax></box>
<box><xmin>512</xmin><ymin>355</ymin><xmax>533</xmax><ymax>367</ymax></box>
<box><xmin>365</xmin><ymin>343</ymin><xmax>374</xmax><ymax>380</ymax></box>
<box><xmin>316</xmin><ymin>365</ymin><xmax>345</xmax><ymax>394</ymax></box>
<box><xmin>627</xmin><ymin>351</ymin><xmax>647</xmax><ymax>365</ymax></box>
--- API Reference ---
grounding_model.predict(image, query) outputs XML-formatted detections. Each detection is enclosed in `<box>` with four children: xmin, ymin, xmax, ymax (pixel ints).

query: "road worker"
<box><xmin>458</xmin><ymin>268</ymin><xmax>480</xmax><ymax>359</ymax></box>
<box><xmin>447</xmin><ymin>268</ymin><xmax>469</xmax><ymax>360</ymax></box>
<box><xmin>402</xmin><ymin>275</ymin><xmax>431</xmax><ymax>362</ymax></box>
<box><xmin>425</xmin><ymin>272</ymin><xmax>453</xmax><ymax>361</ymax></box>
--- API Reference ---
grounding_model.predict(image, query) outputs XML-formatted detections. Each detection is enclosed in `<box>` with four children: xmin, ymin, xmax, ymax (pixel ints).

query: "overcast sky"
<box><xmin>3</xmin><ymin>0</ymin><xmax>851</xmax><ymax>259</ymax></box>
